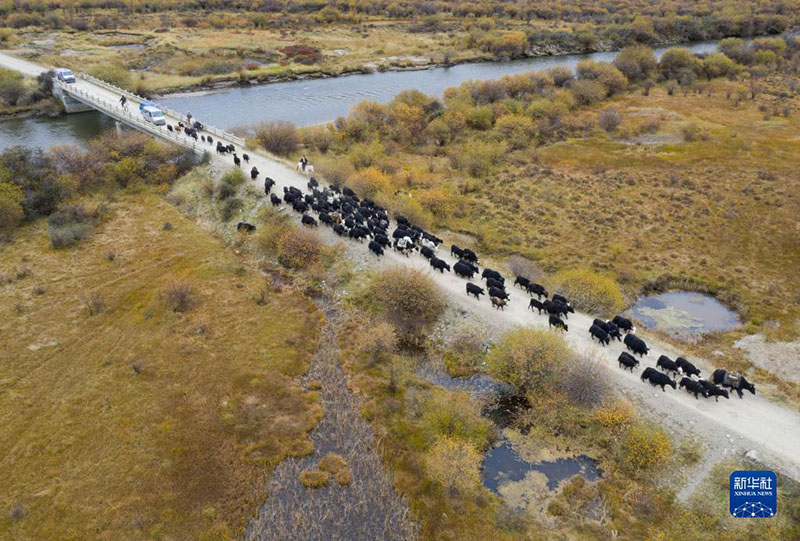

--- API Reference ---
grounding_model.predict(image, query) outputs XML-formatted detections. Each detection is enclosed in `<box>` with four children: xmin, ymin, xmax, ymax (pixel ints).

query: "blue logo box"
<box><xmin>730</xmin><ymin>470</ymin><xmax>777</xmax><ymax>518</ymax></box>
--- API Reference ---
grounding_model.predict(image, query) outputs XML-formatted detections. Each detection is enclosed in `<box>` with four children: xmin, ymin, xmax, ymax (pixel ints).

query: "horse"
<box><xmin>296</xmin><ymin>162</ymin><xmax>314</xmax><ymax>175</ymax></box>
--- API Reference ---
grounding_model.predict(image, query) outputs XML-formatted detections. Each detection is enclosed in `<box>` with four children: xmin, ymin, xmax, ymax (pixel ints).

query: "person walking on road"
<box><xmin>119</xmin><ymin>95</ymin><xmax>127</xmax><ymax>109</ymax></box>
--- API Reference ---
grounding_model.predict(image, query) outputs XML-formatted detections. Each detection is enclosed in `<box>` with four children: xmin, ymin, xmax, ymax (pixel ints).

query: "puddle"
<box><xmin>482</xmin><ymin>392</ymin><xmax>530</xmax><ymax>429</ymax></box>
<box><xmin>482</xmin><ymin>441</ymin><xmax>600</xmax><ymax>494</ymax></box>
<box><xmin>631</xmin><ymin>290</ymin><xmax>740</xmax><ymax>341</ymax></box>
<box><xmin>416</xmin><ymin>359</ymin><xmax>511</xmax><ymax>399</ymax></box>
<box><xmin>418</xmin><ymin>361</ymin><xmax>601</xmax><ymax>502</ymax></box>
<box><xmin>110</xmin><ymin>43</ymin><xmax>145</xmax><ymax>50</ymax></box>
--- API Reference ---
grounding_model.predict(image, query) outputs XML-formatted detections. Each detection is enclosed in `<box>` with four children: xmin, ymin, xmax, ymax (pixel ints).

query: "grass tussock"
<box><xmin>318</xmin><ymin>453</ymin><xmax>353</xmax><ymax>486</ymax></box>
<box><xmin>553</xmin><ymin>267</ymin><xmax>625</xmax><ymax>316</ymax></box>
<box><xmin>299</xmin><ymin>470</ymin><xmax>330</xmax><ymax>489</ymax></box>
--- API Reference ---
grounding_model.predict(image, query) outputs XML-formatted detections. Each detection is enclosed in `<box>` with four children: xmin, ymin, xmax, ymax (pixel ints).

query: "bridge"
<box><xmin>0</xmin><ymin>52</ymin><xmax>244</xmax><ymax>156</ymax></box>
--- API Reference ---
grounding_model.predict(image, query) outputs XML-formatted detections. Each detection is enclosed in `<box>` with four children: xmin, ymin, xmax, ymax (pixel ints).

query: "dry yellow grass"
<box><xmin>0</xmin><ymin>192</ymin><xmax>322</xmax><ymax>538</ymax></box>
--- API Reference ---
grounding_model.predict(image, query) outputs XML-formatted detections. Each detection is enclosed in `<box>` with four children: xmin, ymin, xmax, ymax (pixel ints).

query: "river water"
<box><xmin>0</xmin><ymin>40</ymin><xmax>719</xmax><ymax>150</ymax></box>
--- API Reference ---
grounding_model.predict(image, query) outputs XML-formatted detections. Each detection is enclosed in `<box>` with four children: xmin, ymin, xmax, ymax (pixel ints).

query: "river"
<box><xmin>0</xmin><ymin>40</ymin><xmax>719</xmax><ymax>150</ymax></box>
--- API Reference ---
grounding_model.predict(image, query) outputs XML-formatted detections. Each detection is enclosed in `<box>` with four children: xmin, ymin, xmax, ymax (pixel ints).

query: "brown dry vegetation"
<box><xmin>0</xmin><ymin>192</ymin><xmax>322</xmax><ymax>538</ymax></box>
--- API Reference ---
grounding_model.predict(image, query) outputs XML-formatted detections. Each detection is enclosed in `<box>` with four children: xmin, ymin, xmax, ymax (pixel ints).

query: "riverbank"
<box><xmin>151</xmin><ymin>37</ymin><xmax>727</xmax><ymax>98</ymax></box>
<box><xmin>0</xmin><ymin>98</ymin><xmax>62</xmax><ymax>120</ymax></box>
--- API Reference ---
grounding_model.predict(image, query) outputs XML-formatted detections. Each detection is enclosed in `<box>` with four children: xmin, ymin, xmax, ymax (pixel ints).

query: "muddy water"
<box><xmin>482</xmin><ymin>442</ymin><xmax>601</xmax><ymax>493</ymax></box>
<box><xmin>631</xmin><ymin>290</ymin><xmax>740</xmax><ymax>341</ymax></box>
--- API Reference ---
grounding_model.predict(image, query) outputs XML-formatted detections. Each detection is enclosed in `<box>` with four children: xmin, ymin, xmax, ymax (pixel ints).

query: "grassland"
<box><xmin>0</xmin><ymin>191</ymin><xmax>322</xmax><ymax>538</ymax></box>
<box><xmin>465</xmin><ymin>79</ymin><xmax>800</xmax><ymax>332</ymax></box>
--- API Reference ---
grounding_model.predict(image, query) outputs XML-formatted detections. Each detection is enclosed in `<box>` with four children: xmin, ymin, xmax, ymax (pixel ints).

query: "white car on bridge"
<box><xmin>54</xmin><ymin>68</ymin><xmax>76</xmax><ymax>83</ymax></box>
<box><xmin>140</xmin><ymin>104</ymin><xmax>166</xmax><ymax>126</ymax></box>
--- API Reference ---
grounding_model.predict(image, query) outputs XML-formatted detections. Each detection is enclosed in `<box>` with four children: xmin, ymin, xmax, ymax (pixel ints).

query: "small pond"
<box><xmin>631</xmin><ymin>290</ymin><xmax>740</xmax><ymax>341</ymax></box>
<box><xmin>482</xmin><ymin>441</ymin><xmax>601</xmax><ymax>494</ymax></box>
<box><xmin>417</xmin><ymin>363</ymin><xmax>603</xmax><ymax>497</ymax></box>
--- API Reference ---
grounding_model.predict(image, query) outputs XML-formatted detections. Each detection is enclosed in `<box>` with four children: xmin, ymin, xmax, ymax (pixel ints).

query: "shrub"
<box><xmin>220</xmin><ymin>168</ymin><xmax>246</xmax><ymax>189</ymax></box>
<box><xmin>623</xmin><ymin>423</ymin><xmax>673</xmax><ymax>474</ymax></box>
<box><xmin>658</xmin><ymin>48</ymin><xmax>702</xmax><ymax>81</ymax></box>
<box><xmin>0</xmin><ymin>68</ymin><xmax>26</xmax><ymax>106</ymax></box>
<box><xmin>452</xmin><ymin>139</ymin><xmax>506</xmax><ymax>177</ymax></box>
<box><xmin>220</xmin><ymin>197</ymin><xmax>243</xmax><ymax>221</ymax></box>
<box><xmin>88</xmin><ymin>62</ymin><xmax>132</xmax><ymax>90</ymax></box>
<box><xmin>318</xmin><ymin>453</ymin><xmax>352</xmax><ymax>486</ymax></box>
<box><xmin>365</xmin><ymin>267</ymin><xmax>445</xmax><ymax>340</ymax></box>
<box><xmin>349</xmin><ymin>140</ymin><xmax>384</xmax><ymax>169</ymax></box>
<box><xmin>47</xmin><ymin>204</ymin><xmax>99</xmax><ymax>248</ymax></box>
<box><xmin>507</xmin><ymin>255</ymin><xmax>542</xmax><ymax>281</ymax></box>
<box><xmin>354</xmin><ymin>320</ymin><xmax>397</xmax><ymax>365</ymax></box>
<box><xmin>465</xmin><ymin>106</ymin><xmax>494</xmax><ymax>130</ymax></box>
<box><xmin>719</xmin><ymin>37</ymin><xmax>753</xmax><ymax>65</ymax></box>
<box><xmin>598</xmin><ymin>108</ymin><xmax>621</xmax><ymax>132</ymax></box>
<box><xmin>614</xmin><ymin>46</ymin><xmax>656</xmax><ymax>82</ymax></box>
<box><xmin>569</xmin><ymin>79</ymin><xmax>606</xmax><ymax>106</ymax></box>
<box><xmin>314</xmin><ymin>156</ymin><xmax>353</xmax><ymax>186</ymax></box>
<box><xmin>301</xmin><ymin>125</ymin><xmax>334</xmax><ymax>153</ymax></box>
<box><xmin>495</xmin><ymin>114</ymin><xmax>536</xmax><ymax>149</ymax></box>
<box><xmin>703</xmin><ymin>53</ymin><xmax>738</xmax><ymax>79</ymax></box>
<box><xmin>416</xmin><ymin>187</ymin><xmax>458</xmax><ymax>217</ymax></box>
<box><xmin>548</xmin><ymin>66</ymin><xmax>575</xmax><ymax>87</ymax></box>
<box><xmin>525</xmin><ymin>98</ymin><xmax>567</xmax><ymax>123</ymax></box>
<box><xmin>348</xmin><ymin>166</ymin><xmax>391</xmax><ymax>198</ymax></box>
<box><xmin>593</xmin><ymin>398</ymin><xmax>636</xmax><ymax>432</ymax></box>
<box><xmin>442</xmin><ymin>323</ymin><xmax>487</xmax><ymax>377</ymax></box>
<box><xmin>277</xmin><ymin>227</ymin><xmax>323</xmax><ymax>269</ymax></box>
<box><xmin>562</xmin><ymin>353</ymin><xmax>609</xmax><ymax>407</ymax></box>
<box><xmin>86</xmin><ymin>291</ymin><xmax>105</xmax><ymax>315</ymax></box>
<box><xmin>680</xmin><ymin>122</ymin><xmax>708</xmax><ymax>142</ymax></box>
<box><xmin>280</xmin><ymin>44</ymin><xmax>322</xmax><ymax>65</ymax></box>
<box><xmin>486</xmin><ymin>327</ymin><xmax>571</xmax><ymax>394</ymax></box>
<box><xmin>49</xmin><ymin>222</ymin><xmax>91</xmax><ymax>248</ymax></box>
<box><xmin>420</xmin><ymin>390</ymin><xmax>492</xmax><ymax>449</ymax></box>
<box><xmin>383</xmin><ymin>193</ymin><xmax>431</xmax><ymax>229</ymax></box>
<box><xmin>217</xmin><ymin>180</ymin><xmax>237</xmax><ymax>200</ymax></box>
<box><xmin>164</xmin><ymin>281</ymin><xmax>195</xmax><ymax>312</ymax></box>
<box><xmin>299</xmin><ymin>470</ymin><xmax>330</xmax><ymax>488</ymax></box>
<box><xmin>552</xmin><ymin>268</ymin><xmax>624</xmax><ymax>314</ymax></box>
<box><xmin>425</xmin><ymin>436</ymin><xmax>481</xmax><ymax>495</ymax></box>
<box><xmin>254</xmin><ymin>208</ymin><xmax>294</xmax><ymax>255</ymax></box>
<box><xmin>0</xmin><ymin>181</ymin><xmax>24</xmax><ymax>229</ymax></box>
<box><xmin>0</xmin><ymin>29</ymin><xmax>12</xmax><ymax>43</ymax></box>
<box><xmin>426</xmin><ymin>118</ymin><xmax>452</xmax><ymax>146</ymax></box>
<box><xmin>254</xmin><ymin>120</ymin><xmax>299</xmax><ymax>156</ymax></box>
<box><xmin>576</xmin><ymin>61</ymin><xmax>628</xmax><ymax>96</ymax></box>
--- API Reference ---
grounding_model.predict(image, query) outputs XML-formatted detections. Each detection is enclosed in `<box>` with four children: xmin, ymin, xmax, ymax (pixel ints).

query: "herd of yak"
<box><xmin>232</xmin><ymin>153</ymin><xmax>756</xmax><ymax>404</ymax></box>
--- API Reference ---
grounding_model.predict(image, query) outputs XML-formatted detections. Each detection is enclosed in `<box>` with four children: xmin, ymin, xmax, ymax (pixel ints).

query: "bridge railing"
<box><xmin>76</xmin><ymin>72</ymin><xmax>246</xmax><ymax>147</ymax></box>
<box><xmin>55</xmin><ymin>80</ymin><xmax>207</xmax><ymax>156</ymax></box>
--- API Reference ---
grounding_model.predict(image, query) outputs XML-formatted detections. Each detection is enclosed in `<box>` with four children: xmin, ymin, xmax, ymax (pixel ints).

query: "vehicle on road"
<box><xmin>140</xmin><ymin>104</ymin><xmax>166</xmax><ymax>126</ymax></box>
<box><xmin>54</xmin><ymin>68</ymin><xmax>76</xmax><ymax>83</ymax></box>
